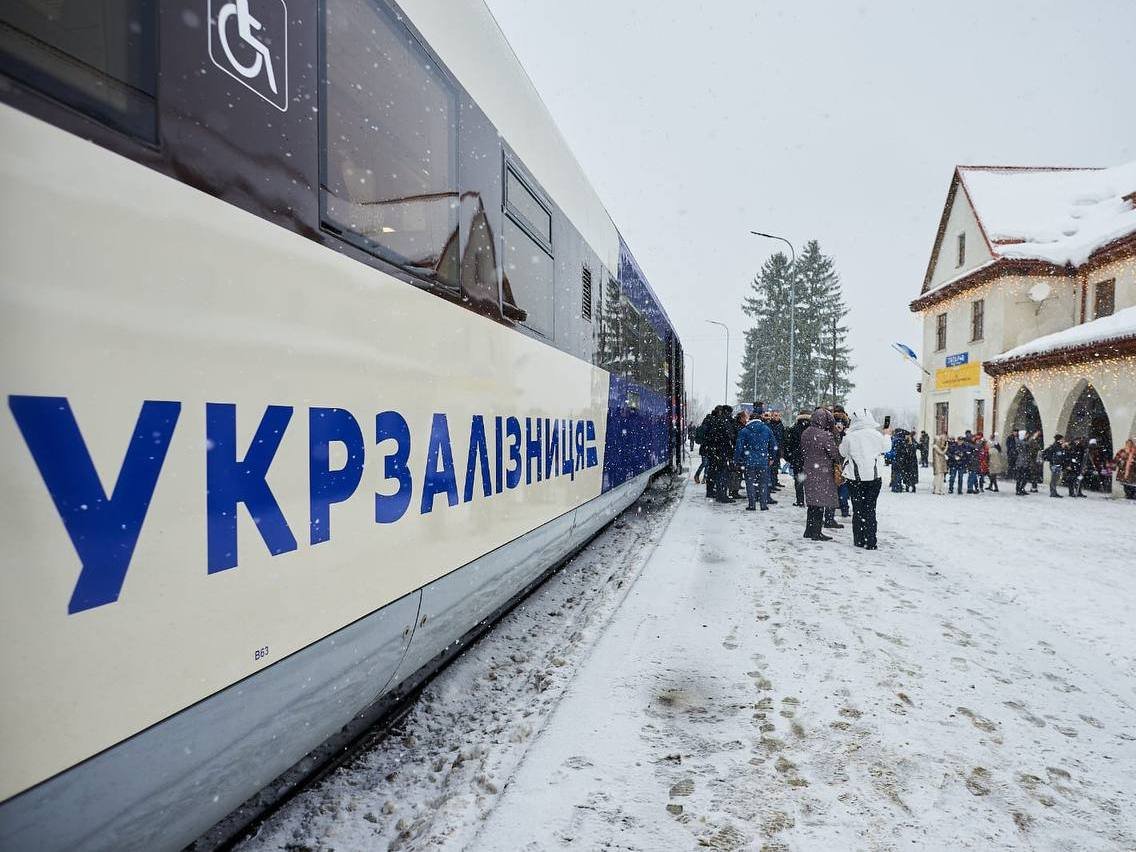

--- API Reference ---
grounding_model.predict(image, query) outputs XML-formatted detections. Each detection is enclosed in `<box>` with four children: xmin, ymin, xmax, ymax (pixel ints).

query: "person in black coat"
<box><xmin>1041</xmin><ymin>435</ymin><xmax>1065</xmax><ymax>497</ymax></box>
<box><xmin>768</xmin><ymin>409</ymin><xmax>786</xmax><ymax>491</ymax></box>
<box><xmin>896</xmin><ymin>432</ymin><xmax>920</xmax><ymax>492</ymax></box>
<box><xmin>918</xmin><ymin>431</ymin><xmax>930</xmax><ymax>468</ymax></box>
<box><xmin>957</xmin><ymin>438</ymin><xmax>976</xmax><ymax>493</ymax></box>
<box><xmin>703</xmin><ymin>406</ymin><xmax>737</xmax><ymax>503</ymax></box>
<box><xmin>1063</xmin><ymin>437</ymin><xmax>1087</xmax><ymax>498</ymax></box>
<box><xmin>728</xmin><ymin>411</ymin><xmax>747</xmax><ymax>498</ymax></box>
<box><xmin>783</xmin><ymin>411</ymin><xmax>811</xmax><ymax>506</ymax></box>
<box><xmin>695</xmin><ymin>410</ymin><xmax>714</xmax><ymax>495</ymax></box>
<box><xmin>946</xmin><ymin>436</ymin><xmax>964</xmax><ymax>494</ymax></box>
<box><xmin>1005</xmin><ymin>431</ymin><xmax>1019</xmax><ymax>474</ymax></box>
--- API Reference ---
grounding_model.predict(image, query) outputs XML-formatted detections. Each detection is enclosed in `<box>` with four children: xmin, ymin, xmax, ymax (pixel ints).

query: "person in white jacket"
<box><xmin>839</xmin><ymin>410</ymin><xmax>892</xmax><ymax>550</ymax></box>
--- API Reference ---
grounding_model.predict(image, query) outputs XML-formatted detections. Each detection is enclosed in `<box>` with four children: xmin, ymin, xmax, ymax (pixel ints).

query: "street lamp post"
<box><xmin>706</xmin><ymin>320</ymin><xmax>729</xmax><ymax>404</ymax></box>
<box><xmin>750</xmin><ymin>231</ymin><xmax>797</xmax><ymax>413</ymax></box>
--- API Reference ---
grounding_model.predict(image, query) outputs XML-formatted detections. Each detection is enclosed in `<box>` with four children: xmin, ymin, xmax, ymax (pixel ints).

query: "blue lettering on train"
<box><xmin>206</xmin><ymin>403</ymin><xmax>298</xmax><ymax>574</ymax></box>
<box><xmin>375</xmin><ymin>410</ymin><xmax>413</xmax><ymax>525</ymax></box>
<box><xmin>309</xmin><ymin>407</ymin><xmax>365</xmax><ymax>545</ymax></box>
<box><xmin>420</xmin><ymin>413</ymin><xmax>458</xmax><ymax>514</ymax></box>
<box><xmin>7</xmin><ymin>396</ymin><xmax>600</xmax><ymax>614</ymax></box>
<box><xmin>8</xmin><ymin>396</ymin><xmax>181</xmax><ymax>614</ymax></box>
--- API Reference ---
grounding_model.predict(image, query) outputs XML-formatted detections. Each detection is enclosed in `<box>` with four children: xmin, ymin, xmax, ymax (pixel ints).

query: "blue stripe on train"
<box><xmin>601</xmin><ymin>375</ymin><xmax>669</xmax><ymax>493</ymax></box>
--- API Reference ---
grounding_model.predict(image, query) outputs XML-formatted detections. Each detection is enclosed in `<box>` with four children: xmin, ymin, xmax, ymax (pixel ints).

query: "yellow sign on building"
<box><xmin>935</xmin><ymin>361</ymin><xmax>982</xmax><ymax>389</ymax></box>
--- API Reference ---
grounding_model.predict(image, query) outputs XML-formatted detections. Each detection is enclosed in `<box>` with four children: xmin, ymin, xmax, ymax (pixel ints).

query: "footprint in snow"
<box><xmin>1004</xmin><ymin>700</ymin><xmax>1047</xmax><ymax>728</ymax></box>
<box><xmin>669</xmin><ymin>778</ymin><xmax>695</xmax><ymax>797</ymax></box>
<box><xmin>1042</xmin><ymin>672</ymin><xmax>1082</xmax><ymax>693</ymax></box>
<box><xmin>965</xmin><ymin>766</ymin><xmax>993</xmax><ymax>796</ymax></box>
<box><xmin>957</xmin><ymin>706</ymin><xmax>999</xmax><ymax>734</ymax></box>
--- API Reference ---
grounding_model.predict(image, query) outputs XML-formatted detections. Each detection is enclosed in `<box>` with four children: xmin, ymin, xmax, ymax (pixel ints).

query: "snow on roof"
<box><xmin>990</xmin><ymin>304</ymin><xmax>1136</xmax><ymax>363</ymax></box>
<box><xmin>959</xmin><ymin>162</ymin><xmax>1136</xmax><ymax>266</ymax></box>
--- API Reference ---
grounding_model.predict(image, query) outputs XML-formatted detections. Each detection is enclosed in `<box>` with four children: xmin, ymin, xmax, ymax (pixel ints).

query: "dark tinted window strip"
<box><xmin>318</xmin><ymin>0</ymin><xmax>460</xmax><ymax>292</ymax></box>
<box><xmin>0</xmin><ymin>0</ymin><xmax>676</xmax><ymax>370</ymax></box>
<box><xmin>0</xmin><ymin>3</ymin><xmax>157</xmax><ymax>143</ymax></box>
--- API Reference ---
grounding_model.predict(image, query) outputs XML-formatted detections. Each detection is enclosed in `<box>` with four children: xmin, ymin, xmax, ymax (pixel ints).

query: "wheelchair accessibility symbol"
<box><xmin>208</xmin><ymin>0</ymin><xmax>288</xmax><ymax>111</ymax></box>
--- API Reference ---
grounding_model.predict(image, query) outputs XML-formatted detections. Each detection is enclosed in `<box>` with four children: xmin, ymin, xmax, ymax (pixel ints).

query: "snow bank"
<box><xmin>991</xmin><ymin>304</ymin><xmax>1136</xmax><ymax>362</ymax></box>
<box><xmin>961</xmin><ymin>162</ymin><xmax>1136</xmax><ymax>267</ymax></box>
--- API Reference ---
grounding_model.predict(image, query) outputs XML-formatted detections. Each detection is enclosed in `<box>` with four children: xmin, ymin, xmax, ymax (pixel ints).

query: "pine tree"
<box><xmin>737</xmin><ymin>241</ymin><xmax>855</xmax><ymax>410</ymax></box>
<box><xmin>737</xmin><ymin>253</ymin><xmax>794</xmax><ymax>407</ymax></box>
<box><xmin>796</xmin><ymin>240</ymin><xmax>854</xmax><ymax>406</ymax></box>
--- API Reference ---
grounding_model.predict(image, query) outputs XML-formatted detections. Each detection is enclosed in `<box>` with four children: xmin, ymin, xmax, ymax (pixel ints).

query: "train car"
<box><xmin>0</xmin><ymin>0</ymin><xmax>684</xmax><ymax>848</ymax></box>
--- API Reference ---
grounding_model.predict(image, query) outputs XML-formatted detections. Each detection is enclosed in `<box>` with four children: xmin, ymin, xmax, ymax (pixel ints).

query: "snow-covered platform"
<box><xmin>242</xmin><ymin>478</ymin><xmax>1136</xmax><ymax>851</ymax></box>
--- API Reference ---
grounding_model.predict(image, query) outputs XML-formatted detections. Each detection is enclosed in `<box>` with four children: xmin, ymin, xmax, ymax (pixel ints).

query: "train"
<box><xmin>0</xmin><ymin>0</ymin><xmax>684</xmax><ymax>849</ymax></box>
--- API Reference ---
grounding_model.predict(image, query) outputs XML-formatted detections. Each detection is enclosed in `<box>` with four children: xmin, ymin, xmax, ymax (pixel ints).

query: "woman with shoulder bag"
<box><xmin>801</xmin><ymin>408</ymin><xmax>843</xmax><ymax>541</ymax></box>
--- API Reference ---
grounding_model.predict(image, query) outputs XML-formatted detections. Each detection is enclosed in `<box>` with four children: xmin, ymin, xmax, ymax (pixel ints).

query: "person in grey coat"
<box><xmin>801</xmin><ymin>407</ymin><xmax>842</xmax><ymax>541</ymax></box>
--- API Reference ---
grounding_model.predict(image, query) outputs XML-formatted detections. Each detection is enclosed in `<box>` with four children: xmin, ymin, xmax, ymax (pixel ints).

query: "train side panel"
<box><xmin>0</xmin><ymin>0</ymin><xmax>679</xmax><ymax>846</ymax></box>
<box><xmin>0</xmin><ymin>103</ymin><xmax>609</xmax><ymax>804</ymax></box>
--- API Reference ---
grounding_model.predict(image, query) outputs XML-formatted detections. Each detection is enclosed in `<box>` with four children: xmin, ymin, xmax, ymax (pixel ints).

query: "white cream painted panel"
<box><xmin>0</xmin><ymin>105</ymin><xmax>610</xmax><ymax>801</ymax></box>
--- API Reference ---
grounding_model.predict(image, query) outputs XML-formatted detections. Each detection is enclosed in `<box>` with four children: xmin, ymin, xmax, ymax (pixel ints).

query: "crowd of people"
<box><xmin>691</xmin><ymin>403</ymin><xmax>890</xmax><ymax>548</ymax></box>
<box><xmin>923</xmin><ymin>430</ymin><xmax>1136</xmax><ymax>499</ymax></box>
<box><xmin>689</xmin><ymin>403</ymin><xmax>1136</xmax><ymax>549</ymax></box>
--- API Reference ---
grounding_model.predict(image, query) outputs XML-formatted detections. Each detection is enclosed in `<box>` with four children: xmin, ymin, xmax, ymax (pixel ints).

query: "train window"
<box><xmin>619</xmin><ymin>299</ymin><xmax>666</xmax><ymax>394</ymax></box>
<box><xmin>0</xmin><ymin>0</ymin><xmax>157</xmax><ymax>141</ymax></box>
<box><xmin>624</xmin><ymin>300</ymin><xmax>645</xmax><ymax>382</ymax></box>
<box><xmin>502</xmin><ymin>216</ymin><xmax>553</xmax><ymax>336</ymax></box>
<box><xmin>505</xmin><ymin>166</ymin><xmax>552</xmax><ymax>247</ymax></box>
<box><xmin>322</xmin><ymin>0</ymin><xmax>459</xmax><ymax>289</ymax></box>
<box><xmin>598</xmin><ymin>276</ymin><xmax>622</xmax><ymax>371</ymax></box>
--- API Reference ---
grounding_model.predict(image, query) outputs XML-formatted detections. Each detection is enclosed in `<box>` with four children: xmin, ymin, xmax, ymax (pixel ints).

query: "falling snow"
<box><xmin>240</xmin><ymin>479</ymin><xmax>1136</xmax><ymax>851</ymax></box>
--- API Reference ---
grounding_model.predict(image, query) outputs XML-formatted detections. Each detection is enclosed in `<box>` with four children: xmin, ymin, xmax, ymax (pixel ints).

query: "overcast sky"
<box><xmin>483</xmin><ymin>0</ymin><xmax>1136</xmax><ymax>413</ymax></box>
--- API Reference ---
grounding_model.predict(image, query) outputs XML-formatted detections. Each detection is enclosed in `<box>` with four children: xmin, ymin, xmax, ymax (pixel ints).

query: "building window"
<box><xmin>0</xmin><ymin>0</ymin><xmax>158</xmax><ymax>141</ymax></box>
<box><xmin>322</xmin><ymin>0</ymin><xmax>459</xmax><ymax>289</ymax></box>
<box><xmin>970</xmin><ymin>299</ymin><xmax>984</xmax><ymax>342</ymax></box>
<box><xmin>501</xmin><ymin>163</ymin><xmax>554</xmax><ymax>336</ymax></box>
<box><xmin>935</xmin><ymin>313</ymin><xmax>947</xmax><ymax>351</ymax></box>
<box><xmin>1094</xmin><ymin>279</ymin><xmax>1115</xmax><ymax>319</ymax></box>
<box><xmin>957</xmin><ymin>232</ymin><xmax>966</xmax><ymax>267</ymax></box>
<box><xmin>935</xmin><ymin>402</ymin><xmax>949</xmax><ymax>437</ymax></box>
<box><xmin>974</xmin><ymin>399</ymin><xmax>985</xmax><ymax>435</ymax></box>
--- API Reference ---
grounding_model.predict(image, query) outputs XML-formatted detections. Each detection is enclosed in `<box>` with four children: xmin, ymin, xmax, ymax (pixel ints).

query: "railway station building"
<box><xmin>910</xmin><ymin>163</ymin><xmax>1136</xmax><ymax>495</ymax></box>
